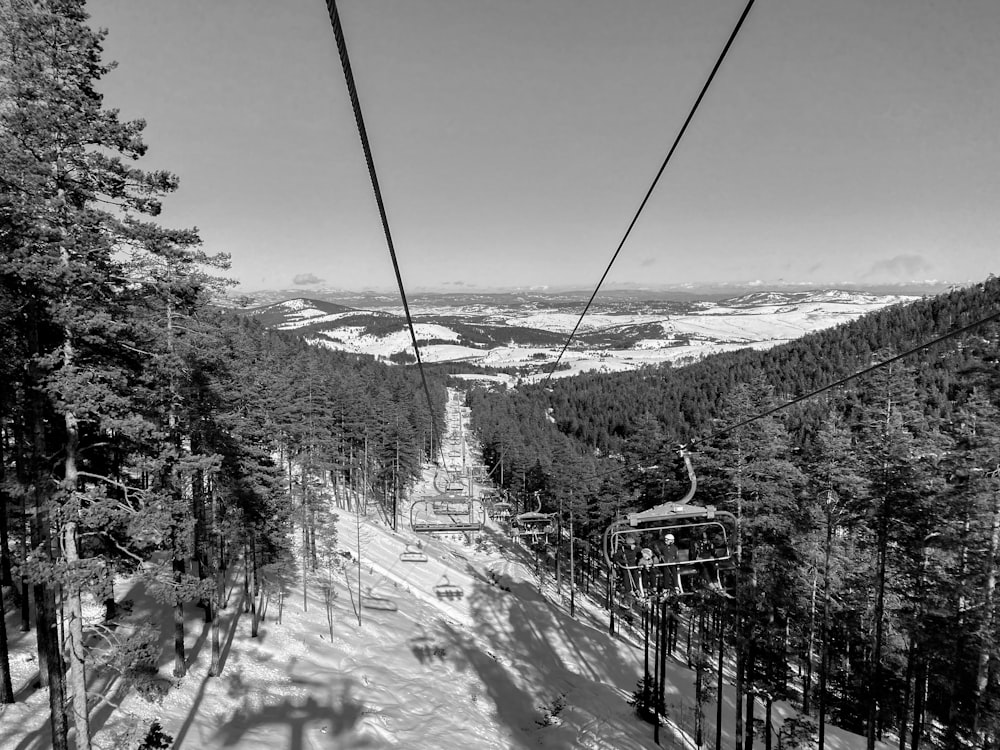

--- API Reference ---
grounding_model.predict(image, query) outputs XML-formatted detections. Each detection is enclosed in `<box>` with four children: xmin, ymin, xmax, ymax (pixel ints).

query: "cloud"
<box><xmin>865</xmin><ymin>254</ymin><xmax>933</xmax><ymax>280</ymax></box>
<box><xmin>292</xmin><ymin>273</ymin><xmax>325</xmax><ymax>286</ymax></box>
<box><xmin>640</xmin><ymin>257</ymin><xmax>656</xmax><ymax>268</ymax></box>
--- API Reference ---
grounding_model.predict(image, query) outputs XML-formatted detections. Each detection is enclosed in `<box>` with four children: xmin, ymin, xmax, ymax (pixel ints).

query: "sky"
<box><xmin>85</xmin><ymin>0</ymin><xmax>1000</xmax><ymax>294</ymax></box>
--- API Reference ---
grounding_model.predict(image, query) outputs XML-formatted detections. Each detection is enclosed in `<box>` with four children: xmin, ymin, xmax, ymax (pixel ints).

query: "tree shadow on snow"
<box><xmin>437</xmin><ymin>575</ymin><xmax>650</xmax><ymax>748</ymax></box>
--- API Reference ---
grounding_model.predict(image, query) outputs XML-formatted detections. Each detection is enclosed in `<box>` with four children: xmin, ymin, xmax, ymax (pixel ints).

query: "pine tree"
<box><xmin>698</xmin><ymin>375</ymin><xmax>805</xmax><ymax>750</ymax></box>
<box><xmin>799</xmin><ymin>411</ymin><xmax>868</xmax><ymax>745</ymax></box>
<box><xmin>0</xmin><ymin>1</ymin><xmax>209</xmax><ymax>744</ymax></box>
<box><xmin>853</xmin><ymin>358</ymin><xmax>945</xmax><ymax>750</ymax></box>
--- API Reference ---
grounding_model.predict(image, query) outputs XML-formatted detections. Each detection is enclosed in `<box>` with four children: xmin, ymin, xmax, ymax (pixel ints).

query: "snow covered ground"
<box><xmin>281</xmin><ymin>291</ymin><xmax>915</xmax><ymax>378</ymax></box>
<box><xmin>0</xmin><ymin>390</ymin><xmax>887</xmax><ymax>750</ymax></box>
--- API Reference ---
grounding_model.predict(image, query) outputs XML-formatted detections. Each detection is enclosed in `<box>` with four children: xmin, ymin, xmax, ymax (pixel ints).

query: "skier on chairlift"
<box><xmin>652</xmin><ymin>531</ymin><xmax>681</xmax><ymax>595</ymax></box>
<box><xmin>694</xmin><ymin>530</ymin><xmax>726</xmax><ymax>594</ymax></box>
<box><xmin>614</xmin><ymin>535</ymin><xmax>641</xmax><ymax>597</ymax></box>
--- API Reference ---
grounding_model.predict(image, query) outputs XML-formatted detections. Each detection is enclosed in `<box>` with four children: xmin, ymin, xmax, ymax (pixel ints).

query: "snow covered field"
<box><xmin>270</xmin><ymin>290</ymin><xmax>916</xmax><ymax>379</ymax></box>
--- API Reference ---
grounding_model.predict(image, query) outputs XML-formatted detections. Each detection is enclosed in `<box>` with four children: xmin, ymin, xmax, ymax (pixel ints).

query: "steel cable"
<box><xmin>542</xmin><ymin>0</ymin><xmax>757</xmax><ymax>385</ymax></box>
<box><xmin>325</xmin><ymin>0</ymin><xmax>442</xmax><ymax>462</ymax></box>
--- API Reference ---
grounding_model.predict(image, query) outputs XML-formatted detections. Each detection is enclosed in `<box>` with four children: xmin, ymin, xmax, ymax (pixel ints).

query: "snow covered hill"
<box><xmin>238</xmin><ymin>289</ymin><xmax>916</xmax><ymax>379</ymax></box>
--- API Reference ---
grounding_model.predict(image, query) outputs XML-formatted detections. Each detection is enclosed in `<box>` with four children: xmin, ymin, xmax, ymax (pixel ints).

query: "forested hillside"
<box><xmin>467</xmin><ymin>279</ymin><xmax>1000</xmax><ymax>749</ymax></box>
<box><xmin>0</xmin><ymin>3</ymin><xmax>443</xmax><ymax>748</ymax></box>
<box><xmin>538</xmin><ymin>278</ymin><xmax>1000</xmax><ymax>453</ymax></box>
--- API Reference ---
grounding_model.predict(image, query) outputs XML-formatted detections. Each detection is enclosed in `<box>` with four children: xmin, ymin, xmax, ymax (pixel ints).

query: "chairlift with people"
<box><xmin>511</xmin><ymin>492</ymin><xmax>556</xmax><ymax>544</ymax></box>
<box><xmin>603</xmin><ymin>450</ymin><xmax>737</xmax><ymax>600</ymax></box>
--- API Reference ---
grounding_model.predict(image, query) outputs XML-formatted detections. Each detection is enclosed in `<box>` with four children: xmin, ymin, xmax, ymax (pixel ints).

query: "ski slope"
<box><xmin>0</xmin><ymin>389</ymin><xmax>885</xmax><ymax>750</ymax></box>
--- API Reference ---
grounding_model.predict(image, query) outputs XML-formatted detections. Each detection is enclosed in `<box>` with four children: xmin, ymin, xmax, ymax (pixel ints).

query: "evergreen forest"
<box><xmin>467</xmin><ymin>276</ymin><xmax>1000</xmax><ymax>749</ymax></box>
<box><xmin>0</xmin><ymin>2</ymin><xmax>444</xmax><ymax>747</ymax></box>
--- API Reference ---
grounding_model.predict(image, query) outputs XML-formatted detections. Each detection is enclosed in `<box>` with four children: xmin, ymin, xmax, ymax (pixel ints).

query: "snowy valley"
<box><xmin>240</xmin><ymin>289</ymin><xmax>918</xmax><ymax>379</ymax></box>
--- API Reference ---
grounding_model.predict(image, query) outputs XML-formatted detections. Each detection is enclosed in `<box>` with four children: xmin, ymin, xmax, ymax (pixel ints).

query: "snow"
<box><xmin>295</xmin><ymin>292</ymin><xmax>913</xmax><ymax>375</ymax></box>
<box><xmin>279</xmin><ymin>310</ymin><xmax>360</xmax><ymax>330</ymax></box>
<box><xmin>308</xmin><ymin>323</ymin><xmax>461</xmax><ymax>359</ymax></box>
<box><xmin>419</xmin><ymin>344</ymin><xmax>487</xmax><ymax>363</ymax></box>
<box><xmin>0</xmin><ymin>390</ymin><xmax>889</xmax><ymax>750</ymax></box>
<box><xmin>272</xmin><ymin>299</ymin><xmax>314</xmax><ymax>313</ymax></box>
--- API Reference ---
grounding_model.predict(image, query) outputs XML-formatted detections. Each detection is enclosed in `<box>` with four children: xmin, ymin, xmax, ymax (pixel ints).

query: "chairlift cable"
<box><xmin>324</xmin><ymin>0</ymin><xmax>443</xmax><ymax>463</ymax></box>
<box><xmin>541</xmin><ymin>0</ymin><xmax>758</xmax><ymax>386</ymax></box>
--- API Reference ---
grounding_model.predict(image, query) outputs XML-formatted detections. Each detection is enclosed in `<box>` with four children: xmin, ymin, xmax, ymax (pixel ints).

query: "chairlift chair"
<box><xmin>492</xmin><ymin>502</ymin><xmax>513</xmax><ymax>522</ymax></box>
<box><xmin>603</xmin><ymin>450</ymin><xmax>737</xmax><ymax>600</ymax></box>
<box><xmin>400</xmin><ymin>544</ymin><xmax>428</xmax><ymax>563</ymax></box>
<box><xmin>432</xmin><ymin>498</ymin><xmax>472</xmax><ymax>514</ymax></box>
<box><xmin>511</xmin><ymin>512</ymin><xmax>556</xmax><ymax>543</ymax></box>
<box><xmin>410</xmin><ymin>496</ymin><xmax>484</xmax><ymax>534</ymax></box>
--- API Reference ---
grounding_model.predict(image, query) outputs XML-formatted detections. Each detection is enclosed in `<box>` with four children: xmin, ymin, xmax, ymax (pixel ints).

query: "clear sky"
<box><xmin>86</xmin><ymin>0</ymin><xmax>1000</xmax><ymax>293</ymax></box>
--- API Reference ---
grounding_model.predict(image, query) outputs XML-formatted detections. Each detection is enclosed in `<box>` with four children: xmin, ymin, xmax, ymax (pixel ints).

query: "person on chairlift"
<box><xmin>652</xmin><ymin>532</ymin><xmax>681</xmax><ymax>593</ymax></box>
<box><xmin>694</xmin><ymin>530</ymin><xmax>723</xmax><ymax>591</ymax></box>
<box><xmin>614</xmin><ymin>535</ymin><xmax>642</xmax><ymax>597</ymax></box>
<box><xmin>654</xmin><ymin>532</ymin><xmax>679</xmax><ymax>563</ymax></box>
<box><xmin>636</xmin><ymin>546</ymin><xmax>659</xmax><ymax>594</ymax></box>
<box><xmin>615</xmin><ymin>535</ymin><xmax>640</xmax><ymax>567</ymax></box>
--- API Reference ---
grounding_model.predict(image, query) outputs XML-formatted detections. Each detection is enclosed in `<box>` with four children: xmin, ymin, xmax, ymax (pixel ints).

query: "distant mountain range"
<box><xmin>237</xmin><ymin>288</ymin><xmax>921</xmax><ymax>379</ymax></box>
<box><xmin>229</xmin><ymin>280</ymin><xmax>954</xmax><ymax>308</ymax></box>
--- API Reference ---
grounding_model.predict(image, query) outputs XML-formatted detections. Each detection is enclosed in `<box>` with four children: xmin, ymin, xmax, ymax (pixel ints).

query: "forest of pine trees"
<box><xmin>0</xmin><ymin>2</ymin><xmax>444</xmax><ymax>747</ymax></box>
<box><xmin>466</xmin><ymin>280</ymin><xmax>1000</xmax><ymax>748</ymax></box>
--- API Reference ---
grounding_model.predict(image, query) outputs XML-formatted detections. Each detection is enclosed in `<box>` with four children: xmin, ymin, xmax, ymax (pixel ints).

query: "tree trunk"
<box><xmin>19</xmin><ymin>481</ymin><xmax>30</xmax><ymax>634</ymax></box>
<box><xmin>745</xmin><ymin>639</ymin><xmax>757</xmax><ymax>750</ymax></box>
<box><xmin>911</xmin><ymin>651</ymin><xmax>926</xmax><ymax>750</ymax></box>
<box><xmin>0</xmin><ymin>456</ymin><xmax>12</xmax><ymax>588</ymax></box>
<box><xmin>973</xmin><ymin>489</ymin><xmax>1000</xmax><ymax>745</ymax></box>
<box><xmin>0</xmin><ymin>435</ymin><xmax>14</xmax><ymax>703</ymax></box>
<box><xmin>804</xmin><ymin>568</ymin><xmax>817</xmax><ymax>715</ymax></box>
<box><xmin>209</xmin><ymin>487</ymin><xmax>222</xmax><ymax>676</ymax></box>
<box><xmin>899</xmin><ymin>639</ymin><xmax>915</xmax><ymax>750</ymax></box>
<box><xmin>696</xmin><ymin>607</ymin><xmax>706</xmax><ymax>749</ymax></box>
<box><xmin>868</xmin><ymin>495</ymin><xmax>890</xmax><ymax>750</ymax></box>
<box><xmin>244</xmin><ymin>549</ymin><xmax>252</xmax><ymax>614</ymax></box>
<box><xmin>819</xmin><ymin>506</ymin><xmax>833</xmax><ymax>750</ymax></box>
<box><xmin>717</xmin><ymin>611</ymin><xmax>725</xmax><ymax>750</ymax></box>
<box><xmin>173</xmin><ymin>556</ymin><xmax>187</xmax><ymax>678</ymax></box>
<box><xmin>62</xmin><ymin>520</ymin><xmax>91</xmax><ymax>750</ymax></box>
<box><xmin>28</xmin><ymin>377</ymin><xmax>52</xmax><ymax>687</ymax></box>
<box><xmin>945</xmin><ymin>520</ymin><xmax>971</xmax><ymax>732</ymax></box>
<box><xmin>250</xmin><ymin>536</ymin><xmax>259</xmax><ymax>638</ymax></box>
<box><xmin>60</xmin><ymin>394</ymin><xmax>92</xmax><ymax>750</ymax></box>
<box><xmin>38</xmin><ymin>580</ymin><xmax>67</xmax><ymax>750</ymax></box>
<box><xmin>192</xmin><ymin>464</ymin><xmax>210</xmax><ymax>621</ymax></box>
<box><xmin>765</xmin><ymin>697</ymin><xmax>773</xmax><ymax>750</ymax></box>
<box><xmin>736</xmin><ymin>636</ymin><xmax>745</xmax><ymax>750</ymax></box>
<box><xmin>9</xmin><ymin>418</ymin><xmax>31</xmax><ymax>634</ymax></box>
<box><xmin>0</xmin><ymin>582</ymin><xmax>13</xmax><ymax>703</ymax></box>
<box><xmin>28</xmin><ymin>369</ymin><xmax>69</xmax><ymax>749</ymax></box>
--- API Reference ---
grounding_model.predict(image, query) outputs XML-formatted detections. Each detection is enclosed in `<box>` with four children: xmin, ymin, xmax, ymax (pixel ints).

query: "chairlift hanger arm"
<box><xmin>627</xmin><ymin>447</ymin><xmax>697</xmax><ymax>525</ymax></box>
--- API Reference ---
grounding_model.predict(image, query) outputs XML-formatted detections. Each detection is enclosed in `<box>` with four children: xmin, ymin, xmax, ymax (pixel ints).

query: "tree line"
<box><xmin>0</xmin><ymin>2</ymin><xmax>443</xmax><ymax>748</ymax></box>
